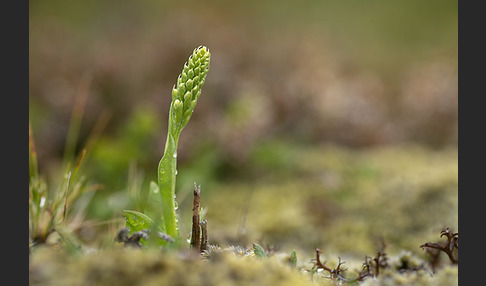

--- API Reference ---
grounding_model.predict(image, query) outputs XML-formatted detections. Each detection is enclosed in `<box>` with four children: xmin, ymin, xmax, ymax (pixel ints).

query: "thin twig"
<box><xmin>313</xmin><ymin>248</ymin><xmax>347</xmax><ymax>281</ymax></box>
<box><xmin>421</xmin><ymin>228</ymin><xmax>458</xmax><ymax>264</ymax></box>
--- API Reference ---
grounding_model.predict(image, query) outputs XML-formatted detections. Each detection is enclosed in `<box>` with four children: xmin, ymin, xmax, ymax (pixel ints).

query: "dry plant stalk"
<box><xmin>190</xmin><ymin>184</ymin><xmax>201</xmax><ymax>250</ymax></box>
<box><xmin>190</xmin><ymin>183</ymin><xmax>208</xmax><ymax>253</ymax></box>
<box><xmin>200</xmin><ymin>220</ymin><xmax>208</xmax><ymax>252</ymax></box>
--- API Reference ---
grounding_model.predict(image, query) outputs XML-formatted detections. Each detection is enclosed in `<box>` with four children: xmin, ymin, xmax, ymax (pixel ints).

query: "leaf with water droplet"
<box><xmin>145</xmin><ymin>181</ymin><xmax>161</xmax><ymax>212</ymax></box>
<box><xmin>157</xmin><ymin>133</ymin><xmax>179</xmax><ymax>237</ymax></box>
<box><xmin>143</xmin><ymin>181</ymin><xmax>167</xmax><ymax>235</ymax></box>
<box><xmin>150</xmin><ymin>181</ymin><xmax>159</xmax><ymax>194</ymax></box>
<box><xmin>123</xmin><ymin>210</ymin><xmax>154</xmax><ymax>233</ymax></box>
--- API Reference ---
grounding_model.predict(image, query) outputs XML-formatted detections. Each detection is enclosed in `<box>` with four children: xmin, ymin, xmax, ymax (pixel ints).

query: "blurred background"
<box><xmin>30</xmin><ymin>0</ymin><xmax>457</xmax><ymax>257</ymax></box>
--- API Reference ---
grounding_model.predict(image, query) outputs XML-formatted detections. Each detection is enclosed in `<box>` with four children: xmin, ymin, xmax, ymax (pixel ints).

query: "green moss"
<box><xmin>30</xmin><ymin>247</ymin><xmax>313</xmax><ymax>286</ymax></box>
<box><xmin>197</xmin><ymin>144</ymin><xmax>457</xmax><ymax>255</ymax></box>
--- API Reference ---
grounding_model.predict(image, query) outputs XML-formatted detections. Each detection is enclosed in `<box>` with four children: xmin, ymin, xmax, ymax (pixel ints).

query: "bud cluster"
<box><xmin>170</xmin><ymin>46</ymin><xmax>210</xmax><ymax>134</ymax></box>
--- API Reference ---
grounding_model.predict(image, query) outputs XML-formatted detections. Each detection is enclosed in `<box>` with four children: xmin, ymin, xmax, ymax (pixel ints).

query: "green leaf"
<box><xmin>199</xmin><ymin>206</ymin><xmax>206</xmax><ymax>221</ymax></box>
<box><xmin>123</xmin><ymin>210</ymin><xmax>154</xmax><ymax>233</ymax></box>
<box><xmin>290</xmin><ymin>249</ymin><xmax>297</xmax><ymax>267</ymax></box>
<box><xmin>158</xmin><ymin>133</ymin><xmax>179</xmax><ymax>238</ymax></box>
<box><xmin>253</xmin><ymin>243</ymin><xmax>268</xmax><ymax>259</ymax></box>
<box><xmin>145</xmin><ymin>182</ymin><xmax>162</xmax><ymax>217</ymax></box>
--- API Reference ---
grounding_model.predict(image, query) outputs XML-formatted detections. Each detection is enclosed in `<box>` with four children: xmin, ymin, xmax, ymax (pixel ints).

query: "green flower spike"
<box><xmin>158</xmin><ymin>46</ymin><xmax>210</xmax><ymax>240</ymax></box>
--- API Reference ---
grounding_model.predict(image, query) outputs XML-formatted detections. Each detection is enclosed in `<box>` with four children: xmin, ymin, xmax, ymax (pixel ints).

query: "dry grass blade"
<box><xmin>61</xmin><ymin>172</ymin><xmax>72</xmax><ymax>223</ymax></box>
<box><xmin>63</xmin><ymin>73</ymin><xmax>93</xmax><ymax>165</ymax></box>
<box><xmin>29</xmin><ymin>122</ymin><xmax>39</xmax><ymax>179</ymax></box>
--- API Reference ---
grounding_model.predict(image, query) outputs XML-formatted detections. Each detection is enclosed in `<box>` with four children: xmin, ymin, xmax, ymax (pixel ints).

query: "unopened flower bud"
<box><xmin>172</xmin><ymin>87</ymin><xmax>179</xmax><ymax>100</ymax></box>
<box><xmin>186</xmin><ymin>79</ymin><xmax>194</xmax><ymax>91</ymax></box>
<box><xmin>178</xmin><ymin>83</ymin><xmax>186</xmax><ymax>95</ymax></box>
<box><xmin>184</xmin><ymin>91</ymin><xmax>192</xmax><ymax>102</ymax></box>
<box><xmin>188</xmin><ymin>69</ymin><xmax>194</xmax><ymax>79</ymax></box>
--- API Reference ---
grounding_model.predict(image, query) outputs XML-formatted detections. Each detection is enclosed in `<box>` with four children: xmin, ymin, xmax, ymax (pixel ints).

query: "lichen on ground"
<box><xmin>29</xmin><ymin>244</ymin><xmax>458</xmax><ymax>286</ymax></box>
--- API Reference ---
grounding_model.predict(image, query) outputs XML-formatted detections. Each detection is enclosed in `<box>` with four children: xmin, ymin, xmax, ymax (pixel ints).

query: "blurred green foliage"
<box><xmin>86</xmin><ymin>106</ymin><xmax>161</xmax><ymax>218</ymax></box>
<box><xmin>90</xmin><ymin>105</ymin><xmax>160</xmax><ymax>184</ymax></box>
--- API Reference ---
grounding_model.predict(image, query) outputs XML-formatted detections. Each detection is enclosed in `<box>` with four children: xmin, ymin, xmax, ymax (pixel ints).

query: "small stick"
<box><xmin>314</xmin><ymin>248</ymin><xmax>333</xmax><ymax>273</ymax></box>
<box><xmin>420</xmin><ymin>228</ymin><xmax>458</xmax><ymax>264</ymax></box>
<box><xmin>200</xmin><ymin>220</ymin><xmax>208</xmax><ymax>252</ymax></box>
<box><xmin>190</xmin><ymin>183</ymin><xmax>201</xmax><ymax>250</ymax></box>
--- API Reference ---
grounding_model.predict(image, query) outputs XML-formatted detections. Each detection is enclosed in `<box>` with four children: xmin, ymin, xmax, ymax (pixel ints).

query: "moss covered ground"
<box><xmin>30</xmin><ymin>144</ymin><xmax>458</xmax><ymax>285</ymax></box>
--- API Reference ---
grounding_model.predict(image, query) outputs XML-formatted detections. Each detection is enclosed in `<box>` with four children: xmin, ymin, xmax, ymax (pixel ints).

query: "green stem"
<box><xmin>156</xmin><ymin>46</ymin><xmax>210</xmax><ymax>241</ymax></box>
<box><xmin>158</xmin><ymin>131</ymin><xmax>179</xmax><ymax>239</ymax></box>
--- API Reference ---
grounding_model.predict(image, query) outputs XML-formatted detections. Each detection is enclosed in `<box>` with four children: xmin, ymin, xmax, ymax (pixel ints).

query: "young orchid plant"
<box><xmin>123</xmin><ymin>46</ymin><xmax>210</xmax><ymax>245</ymax></box>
